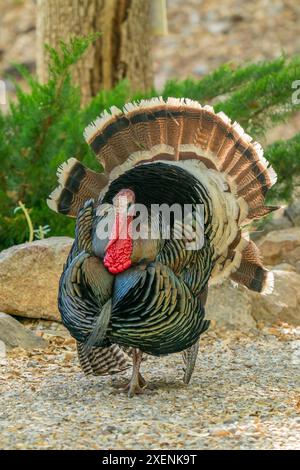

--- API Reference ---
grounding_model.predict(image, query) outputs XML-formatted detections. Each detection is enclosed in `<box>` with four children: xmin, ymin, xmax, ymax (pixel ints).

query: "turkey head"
<box><xmin>94</xmin><ymin>187</ymin><xmax>159</xmax><ymax>274</ymax></box>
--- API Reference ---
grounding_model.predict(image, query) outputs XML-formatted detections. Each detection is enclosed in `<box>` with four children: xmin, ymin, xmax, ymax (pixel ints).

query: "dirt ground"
<box><xmin>0</xmin><ymin>325</ymin><xmax>299</xmax><ymax>450</ymax></box>
<box><xmin>153</xmin><ymin>0</ymin><xmax>300</xmax><ymax>88</ymax></box>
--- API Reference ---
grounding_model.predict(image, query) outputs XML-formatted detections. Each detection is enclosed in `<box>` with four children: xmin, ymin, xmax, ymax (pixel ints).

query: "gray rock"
<box><xmin>285</xmin><ymin>198</ymin><xmax>300</xmax><ymax>226</ymax></box>
<box><xmin>250</xmin><ymin>216</ymin><xmax>293</xmax><ymax>242</ymax></box>
<box><xmin>0</xmin><ymin>312</ymin><xmax>47</xmax><ymax>350</ymax></box>
<box><xmin>0</xmin><ymin>237</ymin><xmax>73</xmax><ymax>321</ymax></box>
<box><xmin>249</xmin><ymin>269</ymin><xmax>300</xmax><ymax>325</ymax></box>
<box><xmin>207</xmin><ymin>267</ymin><xmax>300</xmax><ymax>328</ymax></box>
<box><xmin>250</xmin><ymin>206</ymin><xmax>293</xmax><ymax>242</ymax></box>
<box><xmin>206</xmin><ymin>280</ymin><xmax>257</xmax><ymax>330</ymax></box>
<box><xmin>273</xmin><ymin>263</ymin><xmax>296</xmax><ymax>272</ymax></box>
<box><xmin>257</xmin><ymin>227</ymin><xmax>300</xmax><ymax>266</ymax></box>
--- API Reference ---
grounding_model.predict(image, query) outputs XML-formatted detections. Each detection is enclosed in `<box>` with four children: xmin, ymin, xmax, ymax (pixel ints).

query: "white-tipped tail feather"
<box><xmin>47</xmin><ymin>185</ymin><xmax>63</xmax><ymax>212</ymax></box>
<box><xmin>56</xmin><ymin>157</ymin><xmax>79</xmax><ymax>186</ymax></box>
<box><xmin>84</xmin><ymin>106</ymin><xmax>122</xmax><ymax>143</ymax></box>
<box><xmin>261</xmin><ymin>270</ymin><xmax>274</xmax><ymax>295</ymax></box>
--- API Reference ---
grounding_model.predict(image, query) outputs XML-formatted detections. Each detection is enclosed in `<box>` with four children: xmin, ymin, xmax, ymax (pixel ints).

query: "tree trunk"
<box><xmin>36</xmin><ymin>0</ymin><xmax>153</xmax><ymax>105</ymax></box>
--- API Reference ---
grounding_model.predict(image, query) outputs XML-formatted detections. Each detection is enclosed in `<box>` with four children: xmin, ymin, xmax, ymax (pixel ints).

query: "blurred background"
<box><xmin>1</xmin><ymin>0</ymin><xmax>300</xmax><ymax>87</ymax></box>
<box><xmin>1</xmin><ymin>0</ymin><xmax>300</xmax><ymax>138</ymax></box>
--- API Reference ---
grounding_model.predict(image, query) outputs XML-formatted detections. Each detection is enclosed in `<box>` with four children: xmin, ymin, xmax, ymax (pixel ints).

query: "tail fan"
<box><xmin>49</xmin><ymin>99</ymin><xmax>277</xmax><ymax>225</ymax></box>
<box><xmin>48</xmin><ymin>97</ymin><xmax>278</xmax><ymax>292</ymax></box>
<box><xmin>83</xmin><ymin>97</ymin><xmax>277</xmax><ymax>227</ymax></box>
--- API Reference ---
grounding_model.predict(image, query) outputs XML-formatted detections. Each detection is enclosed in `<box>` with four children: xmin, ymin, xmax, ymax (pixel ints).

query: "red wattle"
<box><xmin>104</xmin><ymin>214</ymin><xmax>133</xmax><ymax>274</ymax></box>
<box><xmin>104</xmin><ymin>238</ymin><xmax>133</xmax><ymax>274</ymax></box>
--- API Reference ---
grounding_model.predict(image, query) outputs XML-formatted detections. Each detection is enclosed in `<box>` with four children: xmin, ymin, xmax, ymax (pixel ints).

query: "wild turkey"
<box><xmin>47</xmin><ymin>97</ymin><xmax>277</xmax><ymax>396</ymax></box>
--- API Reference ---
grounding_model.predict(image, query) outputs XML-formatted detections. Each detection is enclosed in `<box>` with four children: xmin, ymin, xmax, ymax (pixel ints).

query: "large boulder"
<box><xmin>0</xmin><ymin>237</ymin><xmax>73</xmax><ymax>321</ymax></box>
<box><xmin>206</xmin><ymin>280</ymin><xmax>256</xmax><ymax>330</ymax></box>
<box><xmin>0</xmin><ymin>312</ymin><xmax>47</xmax><ymax>350</ymax></box>
<box><xmin>207</xmin><ymin>268</ymin><xmax>300</xmax><ymax>328</ymax></box>
<box><xmin>249</xmin><ymin>269</ymin><xmax>300</xmax><ymax>325</ymax></box>
<box><xmin>285</xmin><ymin>198</ymin><xmax>300</xmax><ymax>226</ymax></box>
<box><xmin>257</xmin><ymin>227</ymin><xmax>300</xmax><ymax>266</ymax></box>
<box><xmin>250</xmin><ymin>207</ymin><xmax>292</xmax><ymax>242</ymax></box>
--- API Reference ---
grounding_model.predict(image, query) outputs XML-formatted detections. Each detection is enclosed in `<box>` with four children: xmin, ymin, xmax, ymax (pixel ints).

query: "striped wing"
<box><xmin>109</xmin><ymin>262</ymin><xmax>209</xmax><ymax>356</ymax></box>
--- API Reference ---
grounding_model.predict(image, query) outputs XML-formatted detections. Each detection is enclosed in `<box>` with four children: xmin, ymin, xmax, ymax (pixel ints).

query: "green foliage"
<box><xmin>163</xmin><ymin>57</ymin><xmax>287</xmax><ymax>104</ymax></box>
<box><xmin>214</xmin><ymin>56</ymin><xmax>300</xmax><ymax>137</ymax></box>
<box><xmin>0</xmin><ymin>35</ymin><xmax>300</xmax><ymax>250</ymax></box>
<box><xmin>266</xmin><ymin>132</ymin><xmax>300</xmax><ymax>201</ymax></box>
<box><xmin>0</xmin><ymin>36</ymin><xmax>96</xmax><ymax>249</ymax></box>
<box><xmin>45</xmin><ymin>33</ymin><xmax>100</xmax><ymax>80</ymax></box>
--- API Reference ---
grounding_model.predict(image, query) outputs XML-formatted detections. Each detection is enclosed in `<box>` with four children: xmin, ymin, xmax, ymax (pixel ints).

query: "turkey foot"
<box><xmin>122</xmin><ymin>348</ymin><xmax>147</xmax><ymax>397</ymax></box>
<box><xmin>121</xmin><ymin>372</ymin><xmax>147</xmax><ymax>396</ymax></box>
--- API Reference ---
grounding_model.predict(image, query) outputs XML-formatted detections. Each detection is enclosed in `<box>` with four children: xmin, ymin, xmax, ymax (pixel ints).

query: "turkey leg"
<box><xmin>125</xmin><ymin>348</ymin><xmax>147</xmax><ymax>397</ymax></box>
<box><xmin>183</xmin><ymin>339</ymin><xmax>200</xmax><ymax>384</ymax></box>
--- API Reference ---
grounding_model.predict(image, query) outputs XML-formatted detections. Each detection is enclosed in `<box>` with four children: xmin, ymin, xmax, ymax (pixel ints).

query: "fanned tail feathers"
<box><xmin>83</xmin><ymin>97</ymin><xmax>277</xmax><ymax>225</ymax></box>
<box><xmin>48</xmin><ymin>97</ymin><xmax>278</xmax><ymax>293</ymax></box>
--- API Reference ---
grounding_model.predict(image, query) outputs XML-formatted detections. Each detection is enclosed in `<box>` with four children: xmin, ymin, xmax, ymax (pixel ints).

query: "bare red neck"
<box><xmin>103</xmin><ymin>212</ymin><xmax>133</xmax><ymax>274</ymax></box>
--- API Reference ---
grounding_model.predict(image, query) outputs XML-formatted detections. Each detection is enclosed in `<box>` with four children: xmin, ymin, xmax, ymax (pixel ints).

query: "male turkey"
<box><xmin>47</xmin><ymin>98</ymin><xmax>277</xmax><ymax>396</ymax></box>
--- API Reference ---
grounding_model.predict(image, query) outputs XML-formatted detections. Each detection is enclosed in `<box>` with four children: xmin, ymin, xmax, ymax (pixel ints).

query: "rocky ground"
<box><xmin>0</xmin><ymin>324</ymin><xmax>299</xmax><ymax>450</ymax></box>
<box><xmin>154</xmin><ymin>0</ymin><xmax>300</xmax><ymax>87</ymax></box>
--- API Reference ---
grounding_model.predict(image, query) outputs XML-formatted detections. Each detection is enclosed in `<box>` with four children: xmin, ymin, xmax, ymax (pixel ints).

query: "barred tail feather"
<box><xmin>47</xmin><ymin>158</ymin><xmax>108</xmax><ymax>217</ymax></box>
<box><xmin>76</xmin><ymin>342</ymin><xmax>131</xmax><ymax>376</ymax></box>
<box><xmin>230</xmin><ymin>240</ymin><xmax>274</xmax><ymax>293</ymax></box>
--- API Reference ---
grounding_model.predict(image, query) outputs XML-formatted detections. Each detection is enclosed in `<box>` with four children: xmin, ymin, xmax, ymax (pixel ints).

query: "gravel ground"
<box><xmin>0</xmin><ymin>325</ymin><xmax>299</xmax><ymax>450</ymax></box>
